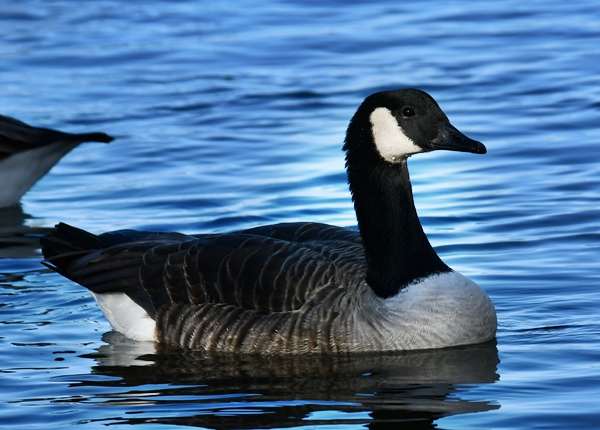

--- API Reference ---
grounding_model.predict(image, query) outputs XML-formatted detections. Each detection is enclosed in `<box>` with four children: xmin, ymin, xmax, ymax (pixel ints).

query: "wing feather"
<box><xmin>42</xmin><ymin>222</ymin><xmax>366</xmax><ymax>316</ymax></box>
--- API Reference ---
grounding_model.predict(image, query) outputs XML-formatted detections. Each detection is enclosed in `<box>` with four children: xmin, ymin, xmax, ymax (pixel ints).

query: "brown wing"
<box><xmin>41</xmin><ymin>222</ymin><xmax>366</xmax><ymax>317</ymax></box>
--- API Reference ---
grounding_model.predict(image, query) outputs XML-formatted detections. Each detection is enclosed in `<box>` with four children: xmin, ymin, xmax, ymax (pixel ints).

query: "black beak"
<box><xmin>429</xmin><ymin>122</ymin><xmax>486</xmax><ymax>154</ymax></box>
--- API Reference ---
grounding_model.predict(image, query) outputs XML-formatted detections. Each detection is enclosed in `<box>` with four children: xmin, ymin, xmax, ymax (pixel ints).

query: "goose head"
<box><xmin>344</xmin><ymin>88</ymin><xmax>486</xmax><ymax>164</ymax></box>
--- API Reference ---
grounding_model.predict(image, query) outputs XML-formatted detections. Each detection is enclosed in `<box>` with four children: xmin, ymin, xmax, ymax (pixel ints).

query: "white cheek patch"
<box><xmin>370</xmin><ymin>107</ymin><xmax>422</xmax><ymax>161</ymax></box>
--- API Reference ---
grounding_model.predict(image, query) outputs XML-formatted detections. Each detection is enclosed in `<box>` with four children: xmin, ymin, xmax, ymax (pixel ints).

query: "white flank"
<box><xmin>90</xmin><ymin>292</ymin><xmax>156</xmax><ymax>342</ymax></box>
<box><xmin>370</xmin><ymin>107</ymin><xmax>422</xmax><ymax>162</ymax></box>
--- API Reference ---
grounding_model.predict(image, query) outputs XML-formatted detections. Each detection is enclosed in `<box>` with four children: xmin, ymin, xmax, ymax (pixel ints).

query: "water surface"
<box><xmin>1</xmin><ymin>1</ymin><xmax>600</xmax><ymax>428</ymax></box>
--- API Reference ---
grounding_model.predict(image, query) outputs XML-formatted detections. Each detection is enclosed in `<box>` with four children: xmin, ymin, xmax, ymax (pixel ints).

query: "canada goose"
<box><xmin>41</xmin><ymin>89</ymin><xmax>497</xmax><ymax>354</ymax></box>
<box><xmin>0</xmin><ymin>114</ymin><xmax>113</xmax><ymax>208</ymax></box>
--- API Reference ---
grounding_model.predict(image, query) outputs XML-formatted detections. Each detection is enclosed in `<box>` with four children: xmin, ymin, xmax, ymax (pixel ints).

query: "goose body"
<box><xmin>41</xmin><ymin>89</ymin><xmax>497</xmax><ymax>353</ymax></box>
<box><xmin>0</xmin><ymin>114</ymin><xmax>113</xmax><ymax>207</ymax></box>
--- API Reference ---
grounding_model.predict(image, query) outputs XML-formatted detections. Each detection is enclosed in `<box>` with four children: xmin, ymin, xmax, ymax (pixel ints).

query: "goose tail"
<box><xmin>41</xmin><ymin>223</ymin><xmax>158</xmax><ymax>342</ymax></box>
<box><xmin>42</xmin><ymin>222</ymin><xmax>108</xmax><ymax>256</ymax></box>
<box><xmin>71</xmin><ymin>132</ymin><xmax>114</xmax><ymax>144</ymax></box>
<box><xmin>40</xmin><ymin>223</ymin><xmax>109</xmax><ymax>276</ymax></box>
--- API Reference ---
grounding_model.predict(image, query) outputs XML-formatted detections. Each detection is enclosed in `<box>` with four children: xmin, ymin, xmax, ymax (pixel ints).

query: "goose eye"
<box><xmin>401</xmin><ymin>107</ymin><xmax>415</xmax><ymax>118</ymax></box>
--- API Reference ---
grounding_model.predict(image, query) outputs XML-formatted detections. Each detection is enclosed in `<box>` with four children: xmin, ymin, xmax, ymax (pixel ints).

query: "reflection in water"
<box><xmin>0</xmin><ymin>206</ymin><xmax>50</xmax><ymax>259</ymax></box>
<box><xmin>72</xmin><ymin>332</ymin><xmax>500</xmax><ymax>429</ymax></box>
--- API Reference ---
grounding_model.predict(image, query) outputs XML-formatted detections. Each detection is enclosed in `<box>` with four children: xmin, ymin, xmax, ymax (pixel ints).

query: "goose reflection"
<box><xmin>0</xmin><ymin>206</ymin><xmax>51</xmax><ymax>259</ymax></box>
<box><xmin>73</xmin><ymin>333</ymin><xmax>500</xmax><ymax>429</ymax></box>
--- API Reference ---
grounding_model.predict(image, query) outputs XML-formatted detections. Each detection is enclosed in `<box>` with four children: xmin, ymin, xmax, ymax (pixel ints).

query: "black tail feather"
<box><xmin>0</xmin><ymin>113</ymin><xmax>114</xmax><ymax>151</ymax></box>
<box><xmin>40</xmin><ymin>222</ymin><xmax>110</xmax><ymax>260</ymax></box>
<box><xmin>72</xmin><ymin>132</ymin><xmax>114</xmax><ymax>144</ymax></box>
<box><xmin>40</xmin><ymin>223</ymin><xmax>112</xmax><ymax>280</ymax></box>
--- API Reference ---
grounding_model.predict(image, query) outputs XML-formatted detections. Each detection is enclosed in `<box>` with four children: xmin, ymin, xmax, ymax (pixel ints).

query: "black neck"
<box><xmin>345</xmin><ymin>153</ymin><xmax>450</xmax><ymax>298</ymax></box>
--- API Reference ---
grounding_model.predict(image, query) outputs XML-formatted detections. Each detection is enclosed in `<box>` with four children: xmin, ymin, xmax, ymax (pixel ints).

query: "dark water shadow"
<box><xmin>0</xmin><ymin>206</ymin><xmax>50</xmax><ymax>259</ymax></box>
<box><xmin>75</xmin><ymin>333</ymin><xmax>500</xmax><ymax>429</ymax></box>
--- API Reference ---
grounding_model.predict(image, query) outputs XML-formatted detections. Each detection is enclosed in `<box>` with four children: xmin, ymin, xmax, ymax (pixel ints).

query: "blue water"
<box><xmin>2</xmin><ymin>0</ymin><xmax>600</xmax><ymax>428</ymax></box>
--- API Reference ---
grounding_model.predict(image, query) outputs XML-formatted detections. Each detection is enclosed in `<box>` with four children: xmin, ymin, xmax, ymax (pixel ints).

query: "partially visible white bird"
<box><xmin>0</xmin><ymin>114</ymin><xmax>113</xmax><ymax>208</ymax></box>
